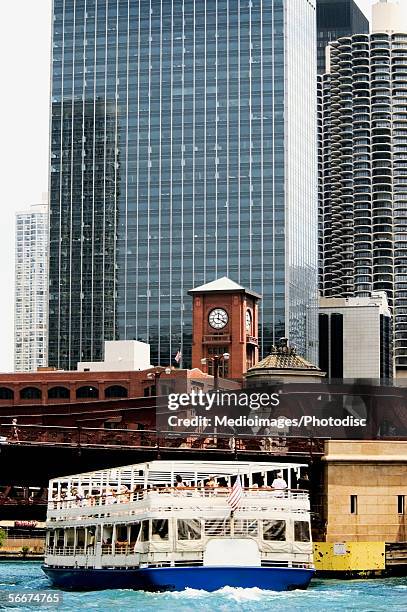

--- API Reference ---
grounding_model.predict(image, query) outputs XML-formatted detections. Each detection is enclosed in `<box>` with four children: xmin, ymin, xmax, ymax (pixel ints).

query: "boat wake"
<box><xmin>124</xmin><ymin>580</ymin><xmax>407</xmax><ymax>612</ymax></box>
<box><xmin>163</xmin><ymin>585</ymin><xmax>282</xmax><ymax>600</ymax></box>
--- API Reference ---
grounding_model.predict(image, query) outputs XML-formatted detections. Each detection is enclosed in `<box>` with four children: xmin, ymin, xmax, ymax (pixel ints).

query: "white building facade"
<box><xmin>319</xmin><ymin>292</ymin><xmax>393</xmax><ymax>380</ymax></box>
<box><xmin>77</xmin><ymin>340</ymin><xmax>152</xmax><ymax>372</ymax></box>
<box><xmin>14</xmin><ymin>204</ymin><xmax>49</xmax><ymax>372</ymax></box>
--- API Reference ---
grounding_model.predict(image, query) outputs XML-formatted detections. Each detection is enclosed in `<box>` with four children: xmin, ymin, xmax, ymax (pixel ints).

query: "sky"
<box><xmin>0</xmin><ymin>0</ymin><xmax>401</xmax><ymax>373</ymax></box>
<box><xmin>0</xmin><ymin>0</ymin><xmax>52</xmax><ymax>372</ymax></box>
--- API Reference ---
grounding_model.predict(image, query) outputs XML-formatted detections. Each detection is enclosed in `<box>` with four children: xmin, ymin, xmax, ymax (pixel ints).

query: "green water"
<box><xmin>0</xmin><ymin>562</ymin><xmax>406</xmax><ymax>611</ymax></box>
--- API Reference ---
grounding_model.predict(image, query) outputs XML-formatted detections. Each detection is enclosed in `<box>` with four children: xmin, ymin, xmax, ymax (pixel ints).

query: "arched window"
<box><xmin>76</xmin><ymin>385</ymin><xmax>99</xmax><ymax>399</ymax></box>
<box><xmin>20</xmin><ymin>387</ymin><xmax>42</xmax><ymax>400</ymax></box>
<box><xmin>104</xmin><ymin>385</ymin><xmax>128</xmax><ymax>399</ymax></box>
<box><xmin>0</xmin><ymin>387</ymin><xmax>14</xmax><ymax>400</ymax></box>
<box><xmin>48</xmin><ymin>386</ymin><xmax>70</xmax><ymax>400</ymax></box>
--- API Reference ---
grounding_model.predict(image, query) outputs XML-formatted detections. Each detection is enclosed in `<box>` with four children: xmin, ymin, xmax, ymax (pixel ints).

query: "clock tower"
<box><xmin>188</xmin><ymin>277</ymin><xmax>261</xmax><ymax>379</ymax></box>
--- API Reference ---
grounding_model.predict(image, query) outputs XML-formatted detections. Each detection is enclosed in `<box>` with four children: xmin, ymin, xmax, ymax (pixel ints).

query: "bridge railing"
<box><xmin>0</xmin><ymin>423</ymin><xmax>326</xmax><ymax>456</ymax></box>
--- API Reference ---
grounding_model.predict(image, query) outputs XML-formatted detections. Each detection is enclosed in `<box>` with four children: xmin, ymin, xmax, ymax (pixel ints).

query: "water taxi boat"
<box><xmin>42</xmin><ymin>460</ymin><xmax>314</xmax><ymax>591</ymax></box>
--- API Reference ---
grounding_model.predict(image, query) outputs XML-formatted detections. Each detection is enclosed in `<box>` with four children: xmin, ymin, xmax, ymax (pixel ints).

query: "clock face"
<box><xmin>208</xmin><ymin>308</ymin><xmax>229</xmax><ymax>330</ymax></box>
<box><xmin>246</xmin><ymin>310</ymin><xmax>252</xmax><ymax>332</ymax></box>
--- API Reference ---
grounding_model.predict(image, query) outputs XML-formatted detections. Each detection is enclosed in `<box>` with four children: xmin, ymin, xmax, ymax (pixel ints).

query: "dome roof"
<box><xmin>246</xmin><ymin>338</ymin><xmax>324</xmax><ymax>379</ymax></box>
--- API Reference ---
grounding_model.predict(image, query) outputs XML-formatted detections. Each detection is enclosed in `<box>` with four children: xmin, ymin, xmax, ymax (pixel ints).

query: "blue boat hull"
<box><xmin>42</xmin><ymin>565</ymin><xmax>314</xmax><ymax>592</ymax></box>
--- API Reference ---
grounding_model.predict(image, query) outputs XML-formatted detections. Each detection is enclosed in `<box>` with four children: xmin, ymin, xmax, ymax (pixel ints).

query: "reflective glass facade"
<box><xmin>49</xmin><ymin>0</ymin><xmax>318</xmax><ymax>370</ymax></box>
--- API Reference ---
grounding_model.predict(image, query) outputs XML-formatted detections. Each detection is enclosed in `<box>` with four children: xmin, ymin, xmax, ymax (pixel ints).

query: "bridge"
<box><xmin>0</xmin><ymin>424</ymin><xmax>325</xmax><ymax>521</ymax></box>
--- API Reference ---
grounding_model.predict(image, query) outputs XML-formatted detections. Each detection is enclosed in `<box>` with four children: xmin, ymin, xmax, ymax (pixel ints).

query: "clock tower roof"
<box><xmin>188</xmin><ymin>276</ymin><xmax>262</xmax><ymax>300</ymax></box>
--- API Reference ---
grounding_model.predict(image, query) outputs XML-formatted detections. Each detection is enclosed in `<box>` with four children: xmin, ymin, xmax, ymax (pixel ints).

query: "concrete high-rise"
<box><xmin>320</xmin><ymin>0</ymin><xmax>407</xmax><ymax>373</ymax></box>
<box><xmin>49</xmin><ymin>0</ymin><xmax>319</xmax><ymax>370</ymax></box>
<box><xmin>317</xmin><ymin>1</ymin><xmax>369</xmax><ymax>287</ymax></box>
<box><xmin>14</xmin><ymin>204</ymin><xmax>48</xmax><ymax>372</ymax></box>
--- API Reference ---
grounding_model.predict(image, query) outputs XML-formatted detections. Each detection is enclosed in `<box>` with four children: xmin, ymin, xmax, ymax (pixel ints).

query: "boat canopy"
<box><xmin>48</xmin><ymin>460</ymin><xmax>308</xmax><ymax>490</ymax></box>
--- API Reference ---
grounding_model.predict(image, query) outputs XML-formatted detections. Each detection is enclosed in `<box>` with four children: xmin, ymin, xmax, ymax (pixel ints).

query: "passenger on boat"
<box><xmin>118</xmin><ymin>484</ymin><xmax>130</xmax><ymax>502</ymax></box>
<box><xmin>104</xmin><ymin>487</ymin><xmax>116</xmax><ymax>504</ymax></box>
<box><xmin>271</xmin><ymin>471</ymin><xmax>287</xmax><ymax>497</ymax></box>
<box><xmin>102</xmin><ymin>537</ymin><xmax>113</xmax><ymax>554</ymax></box>
<box><xmin>87</xmin><ymin>530</ymin><xmax>95</xmax><ymax>550</ymax></box>
<box><xmin>215</xmin><ymin>478</ymin><xmax>229</xmax><ymax>495</ymax></box>
<box><xmin>205</xmin><ymin>476</ymin><xmax>216</xmax><ymax>489</ymax></box>
<box><xmin>72</xmin><ymin>486</ymin><xmax>85</xmax><ymax>507</ymax></box>
<box><xmin>133</xmin><ymin>484</ymin><xmax>144</xmax><ymax>500</ymax></box>
<box><xmin>297</xmin><ymin>472</ymin><xmax>310</xmax><ymax>491</ymax></box>
<box><xmin>175</xmin><ymin>474</ymin><xmax>184</xmax><ymax>488</ymax></box>
<box><xmin>257</xmin><ymin>476</ymin><xmax>271</xmax><ymax>495</ymax></box>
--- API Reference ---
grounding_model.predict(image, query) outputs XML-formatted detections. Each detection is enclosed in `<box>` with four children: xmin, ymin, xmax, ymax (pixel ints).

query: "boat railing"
<box><xmin>115</xmin><ymin>544</ymin><xmax>132</xmax><ymax>555</ymax></box>
<box><xmin>48</xmin><ymin>487</ymin><xmax>309</xmax><ymax>512</ymax></box>
<box><xmin>53</xmin><ymin>546</ymin><xmax>76</xmax><ymax>555</ymax></box>
<box><xmin>46</xmin><ymin>546</ymin><xmax>92</xmax><ymax>555</ymax></box>
<box><xmin>45</xmin><ymin>546</ymin><xmax>206</xmax><ymax>566</ymax></box>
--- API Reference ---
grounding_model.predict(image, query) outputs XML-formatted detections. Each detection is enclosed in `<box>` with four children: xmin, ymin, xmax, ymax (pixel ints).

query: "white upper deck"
<box><xmin>47</xmin><ymin>460</ymin><xmax>311</xmax><ymax>526</ymax></box>
<box><xmin>48</xmin><ymin>460</ymin><xmax>308</xmax><ymax>490</ymax></box>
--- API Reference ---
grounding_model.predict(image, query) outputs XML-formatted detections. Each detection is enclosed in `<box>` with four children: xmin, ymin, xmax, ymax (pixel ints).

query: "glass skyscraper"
<box><xmin>49</xmin><ymin>0</ymin><xmax>318</xmax><ymax>370</ymax></box>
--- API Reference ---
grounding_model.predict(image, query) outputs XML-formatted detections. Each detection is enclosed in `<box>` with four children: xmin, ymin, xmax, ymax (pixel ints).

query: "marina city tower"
<box><xmin>320</xmin><ymin>1</ymin><xmax>407</xmax><ymax>374</ymax></box>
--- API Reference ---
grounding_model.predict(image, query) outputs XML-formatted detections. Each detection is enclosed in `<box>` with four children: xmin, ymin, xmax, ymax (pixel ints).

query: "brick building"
<box><xmin>0</xmin><ymin>367</ymin><xmax>211</xmax><ymax>433</ymax></box>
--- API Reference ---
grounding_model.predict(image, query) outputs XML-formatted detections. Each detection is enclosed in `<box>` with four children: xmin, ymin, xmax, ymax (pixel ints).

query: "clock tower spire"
<box><xmin>188</xmin><ymin>277</ymin><xmax>261</xmax><ymax>379</ymax></box>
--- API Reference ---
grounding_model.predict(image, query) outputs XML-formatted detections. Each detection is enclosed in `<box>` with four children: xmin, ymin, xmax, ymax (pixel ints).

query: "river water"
<box><xmin>0</xmin><ymin>562</ymin><xmax>406</xmax><ymax>611</ymax></box>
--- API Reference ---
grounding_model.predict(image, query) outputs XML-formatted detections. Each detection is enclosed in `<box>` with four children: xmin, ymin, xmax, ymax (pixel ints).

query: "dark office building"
<box><xmin>49</xmin><ymin>0</ymin><xmax>318</xmax><ymax>371</ymax></box>
<box><xmin>49</xmin><ymin>99</ymin><xmax>118</xmax><ymax>367</ymax></box>
<box><xmin>317</xmin><ymin>0</ymin><xmax>369</xmax><ymax>73</ymax></box>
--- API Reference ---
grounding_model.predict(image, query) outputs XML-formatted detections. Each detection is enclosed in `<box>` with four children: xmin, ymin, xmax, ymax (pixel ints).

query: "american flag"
<box><xmin>227</xmin><ymin>474</ymin><xmax>243</xmax><ymax>511</ymax></box>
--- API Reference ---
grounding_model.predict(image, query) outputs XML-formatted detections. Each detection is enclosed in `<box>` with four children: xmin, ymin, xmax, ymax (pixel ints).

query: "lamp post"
<box><xmin>147</xmin><ymin>367</ymin><xmax>172</xmax><ymax>460</ymax></box>
<box><xmin>147</xmin><ymin>367</ymin><xmax>172</xmax><ymax>395</ymax></box>
<box><xmin>200</xmin><ymin>353</ymin><xmax>230</xmax><ymax>447</ymax></box>
<box><xmin>201</xmin><ymin>352</ymin><xmax>230</xmax><ymax>390</ymax></box>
